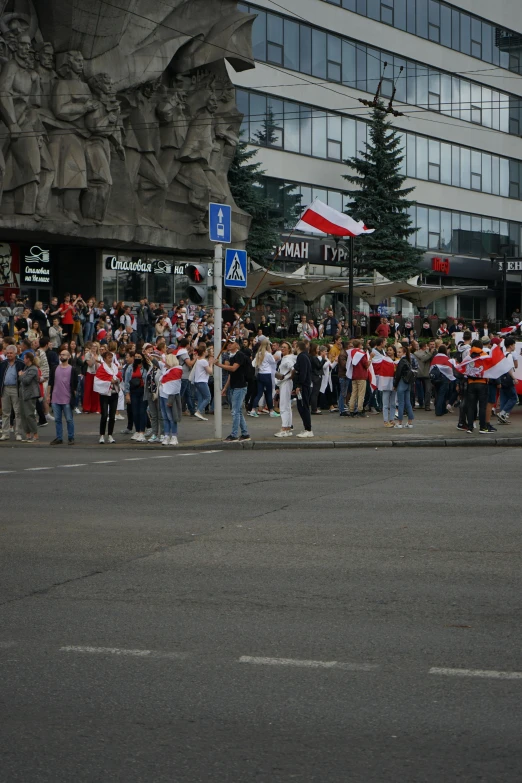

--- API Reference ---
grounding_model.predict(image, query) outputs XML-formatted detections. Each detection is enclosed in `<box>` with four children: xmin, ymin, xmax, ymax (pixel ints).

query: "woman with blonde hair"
<box><xmin>250</xmin><ymin>337</ymin><xmax>279</xmax><ymax>418</ymax></box>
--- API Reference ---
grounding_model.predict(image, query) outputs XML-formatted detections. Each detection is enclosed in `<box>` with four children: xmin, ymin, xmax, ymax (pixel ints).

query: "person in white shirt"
<box><xmin>274</xmin><ymin>341</ymin><xmax>296</xmax><ymax>437</ymax></box>
<box><xmin>193</xmin><ymin>344</ymin><xmax>214</xmax><ymax>421</ymax></box>
<box><xmin>250</xmin><ymin>336</ymin><xmax>280</xmax><ymax>419</ymax></box>
<box><xmin>497</xmin><ymin>336</ymin><xmax>518</xmax><ymax>424</ymax></box>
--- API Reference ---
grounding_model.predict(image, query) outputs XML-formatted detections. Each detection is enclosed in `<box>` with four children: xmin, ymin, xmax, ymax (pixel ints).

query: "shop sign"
<box><xmin>277</xmin><ymin>241</ymin><xmax>309</xmax><ymax>259</ymax></box>
<box><xmin>105</xmin><ymin>256</ymin><xmax>174</xmax><ymax>274</ymax></box>
<box><xmin>432</xmin><ymin>257</ymin><xmax>450</xmax><ymax>274</ymax></box>
<box><xmin>22</xmin><ymin>245</ymin><xmax>51</xmax><ymax>285</ymax></box>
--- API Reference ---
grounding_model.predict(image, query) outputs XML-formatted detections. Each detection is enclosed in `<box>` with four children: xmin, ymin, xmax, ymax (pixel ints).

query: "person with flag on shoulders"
<box><xmin>346</xmin><ymin>339</ymin><xmax>369</xmax><ymax>417</ymax></box>
<box><xmin>159</xmin><ymin>353</ymin><xmax>183</xmax><ymax>446</ymax></box>
<box><xmin>480</xmin><ymin>335</ymin><xmax>498</xmax><ymax>433</ymax></box>
<box><xmin>454</xmin><ymin>339</ymin><xmax>513</xmax><ymax>434</ymax></box>
<box><xmin>94</xmin><ymin>351</ymin><xmax>122</xmax><ymax>443</ymax></box>
<box><xmin>497</xmin><ymin>336</ymin><xmax>518</xmax><ymax>425</ymax></box>
<box><xmin>372</xmin><ymin>343</ymin><xmax>397</xmax><ymax>428</ymax></box>
<box><xmin>429</xmin><ymin>345</ymin><xmax>455</xmax><ymax>417</ymax></box>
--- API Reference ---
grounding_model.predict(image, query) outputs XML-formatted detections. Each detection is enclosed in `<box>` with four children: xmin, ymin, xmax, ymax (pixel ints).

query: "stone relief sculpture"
<box><xmin>0</xmin><ymin>0</ymin><xmax>255</xmax><ymax>252</ymax></box>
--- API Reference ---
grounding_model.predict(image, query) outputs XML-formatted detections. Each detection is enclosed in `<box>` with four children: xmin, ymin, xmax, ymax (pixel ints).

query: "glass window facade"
<box><xmin>238</xmin><ymin>89</ymin><xmax>522</xmax><ymax>201</ymax></box>
<box><xmin>319</xmin><ymin>0</ymin><xmax>521</xmax><ymax>74</ymax></box>
<box><xmin>238</xmin><ymin>3</ymin><xmax>522</xmax><ymax>136</ymax></box>
<box><xmin>259</xmin><ymin>177</ymin><xmax>522</xmax><ymax>259</ymax></box>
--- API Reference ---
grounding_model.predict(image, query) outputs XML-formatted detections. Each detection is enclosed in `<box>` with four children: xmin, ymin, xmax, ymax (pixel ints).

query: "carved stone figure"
<box><xmin>83</xmin><ymin>73</ymin><xmax>124</xmax><ymax>223</ymax></box>
<box><xmin>121</xmin><ymin>80</ymin><xmax>168</xmax><ymax>218</ymax></box>
<box><xmin>49</xmin><ymin>50</ymin><xmax>99</xmax><ymax>223</ymax></box>
<box><xmin>156</xmin><ymin>77</ymin><xmax>190</xmax><ymax>188</ymax></box>
<box><xmin>0</xmin><ymin>34</ymin><xmax>41</xmax><ymax>215</ymax></box>
<box><xmin>0</xmin><ymin>0</ymin><xmax>255</xmax><ymax>251</ymax></box>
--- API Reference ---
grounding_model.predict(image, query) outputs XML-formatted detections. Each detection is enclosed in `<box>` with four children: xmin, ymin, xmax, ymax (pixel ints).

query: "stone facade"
<box><xmin>0</xmin><ymin>0</ymin><xmax>255</xmax><ymax>252</ymax></box>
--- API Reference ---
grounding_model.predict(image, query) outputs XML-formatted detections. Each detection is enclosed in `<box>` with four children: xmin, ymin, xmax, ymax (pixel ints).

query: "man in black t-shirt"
<box><xmin>214</xmin><ymin>338</ymin><xmax>251</xmax><ymax>443</ymax></box>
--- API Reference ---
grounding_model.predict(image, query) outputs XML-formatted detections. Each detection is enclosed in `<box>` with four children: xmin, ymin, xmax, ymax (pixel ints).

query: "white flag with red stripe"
<box><xmin>430</xmin><ymin>354</ymin><xmax>455</xmax><ymax>381</ymax></box>
<box><xmin>296</xmin><ymin>199</ymin><xmax>375</xmax><ymax>237</ymax></box>
<box><xmin>346</xmin><ymin>348</ymin><xmax>366</xmax><ymax>380</ymax></box>
<box><xmin>454</xmin><ymin>345</ymin><xmax>513</xmax><ymax>379</ymax></box>
<box><xmin>160</xmin><ymin>366</ymin><xmax>183</xmax><ymax>395</ymax></box>
<box><xmin>371</xmin><ymin>352</ymin><xmax>396</xmax><ymax>391</ymax></box>
<box><xmin>94</xmin><ymin>361</ymin><xmax>121</xmax><ymax>395</ymax></box>
<box><xmin>368</xmin><ymin>352</ymin><xmax>377</xmax><ymax>390</ymax></box>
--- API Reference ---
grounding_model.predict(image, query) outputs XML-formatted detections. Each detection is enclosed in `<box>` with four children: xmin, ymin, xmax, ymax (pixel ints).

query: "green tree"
<box><xmin>343</xmin><ymin>99</ymin><xmax>423</xmax><ymax>280</ymax></box>
<box><xmin>228</xmin><ymin>135</ymin><xmax>301</xmax><ymax>265</ymax></box>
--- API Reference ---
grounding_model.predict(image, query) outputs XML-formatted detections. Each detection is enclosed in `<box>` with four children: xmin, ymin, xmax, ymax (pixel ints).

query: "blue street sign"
<box><xmin>224</xmin><ymin>248</ymin><xmax>247</xmax><ymax>289</ymax></box>
<box><xmin>209</xmin><ymin>202</ymin><xmax>231</xmax><ymax>243</ymax></box>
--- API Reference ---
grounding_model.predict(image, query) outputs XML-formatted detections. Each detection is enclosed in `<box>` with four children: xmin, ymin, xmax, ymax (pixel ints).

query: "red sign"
<box><xmin>432</xmin><ymin>257</ymin><xmax>450</xmax><ymax>274</ymax></box>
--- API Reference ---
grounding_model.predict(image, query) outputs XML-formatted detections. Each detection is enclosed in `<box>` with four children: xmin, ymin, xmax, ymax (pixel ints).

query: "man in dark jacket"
<box><xmin>0</xmin><ymin>345</ymin><xmax>24</xmax><ymax>439</ymax></box>
<box><xmin>294</xmin><ymin>340</ymin><xmax>313</xmax><ymax>438</ymax></box>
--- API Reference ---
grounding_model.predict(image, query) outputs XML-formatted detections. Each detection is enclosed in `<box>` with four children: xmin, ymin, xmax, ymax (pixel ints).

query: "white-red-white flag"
<box><xmin>430</xmin><ymin>354</ymin><xmax>455</xmax><ymax>381</ymax></box>
<box><xmin>346</xmin><ymin>347</ymin><xmax>366</xmax><ymax>380</ymax></box>
<box><xmin>371</xmin><ymin>352</ymin><xmax>396</xmax><ymax>391</ymax></box>
<box><xmin>454</xmin><ymin>345</ymin><xmax>513</xmax><ymax>379</ymax></box>
<box><xmin>160</xmin><ymin>366</ymin><xmax>183</xmax><ymax>395</ymax></box>
<box><xmin>296</xmin><ymin>199</ymin><xmax>375</xmax><ymax>237</ymax></box>
<box><xmin>93</xmin><ymin>362</ymin><xmax>121</xmax><ymax>395</ymax></box>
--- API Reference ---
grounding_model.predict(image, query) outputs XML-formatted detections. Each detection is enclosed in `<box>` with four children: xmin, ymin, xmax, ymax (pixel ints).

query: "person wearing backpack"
<box><xmin>393</xmin><ymin>344</ymin><xmax>415</xmax><ymax>428</ymax></box>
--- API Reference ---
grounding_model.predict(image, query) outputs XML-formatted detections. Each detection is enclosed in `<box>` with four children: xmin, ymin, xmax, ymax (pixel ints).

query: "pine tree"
<box><xmin>343</xmin><ymin>99</ymin><xmax>423</xmax><ymax>281</ymax></box>
<box><xmin>228</xmin><ymin>134</ymin><xmax>300</xmax><ymax>265</ymax></box>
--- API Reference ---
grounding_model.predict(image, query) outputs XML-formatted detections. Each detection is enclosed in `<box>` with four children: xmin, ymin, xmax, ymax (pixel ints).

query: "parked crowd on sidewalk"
<box><xmin>0</xmin><ymin>292</ymin><xmax>520</xmax><ymax>445</ymax></box>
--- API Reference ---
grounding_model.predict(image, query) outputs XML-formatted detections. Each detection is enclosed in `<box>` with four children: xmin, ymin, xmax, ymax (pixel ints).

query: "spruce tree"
<box><xmin>228</xmin><ymin>134</ymin><xmax>300</xmax><ymax>265</ymax></box>
<box><xmin>343</xmin><ymin>99</ymin><xmax>423</xmax><ymax>281</ymax></box>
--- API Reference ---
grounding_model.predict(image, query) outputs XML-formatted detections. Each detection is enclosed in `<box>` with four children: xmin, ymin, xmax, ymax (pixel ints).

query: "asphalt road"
<box><xmin>1</xmin><ymin>446</ymin><xmax>521</xmax><ymax>782</ymax></box>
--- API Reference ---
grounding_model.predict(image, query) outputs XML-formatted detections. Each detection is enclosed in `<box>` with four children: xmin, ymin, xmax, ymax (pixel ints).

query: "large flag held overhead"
<box><xmin>296</xmin><ymin>199</ymin><xmax>375</xmax><ymax>237</ymax></box>
<box><xmin>454</xmin><ymin>345</ymin><xmax>513</xmax><ymax>379</ymax></box>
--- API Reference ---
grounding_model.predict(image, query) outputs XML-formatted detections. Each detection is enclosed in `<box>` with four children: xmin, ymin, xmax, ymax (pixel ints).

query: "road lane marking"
<box><xmin>239</xmin><ymin>656</ymin><xmax>378</xmax><ymax>671</ymax></box>
<box><xmin>0</xmin><ymin>470</ymin><xmax>14</xmax><ymax>473</ymax></box>
<box><xmin>92</xmin><ymin>460</ymin><xmax>117</xmax><ymax>464</ymax></box>
<box><xmin>430</xmin><ymin>667</ymin><xmax>522</xmax><ymax>680</ymax></box>
<box><xmin>124</xmin><ymin>458</ymin><xmax>146</xmax><ymax>461</ymax></box>
<box><xmin>58</xmin><ymin>464</ymin><xmax>86</xmax><ymax>468</ymax></box>
<box><xmin>60</xmin><ymin>645</ymin><xmax>187</xmax><ymax>660</ymax></box>
<box><xmin>25</xmin><ymin>467</ymin><xmax>51</xmax><ymax>471</ymax></box>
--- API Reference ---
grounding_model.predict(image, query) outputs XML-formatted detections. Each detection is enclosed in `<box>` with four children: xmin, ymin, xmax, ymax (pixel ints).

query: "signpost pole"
<box><xmin>213</xmin><ymin>243</ymin><xmax>223</xmax><ymax>441</ymax></box>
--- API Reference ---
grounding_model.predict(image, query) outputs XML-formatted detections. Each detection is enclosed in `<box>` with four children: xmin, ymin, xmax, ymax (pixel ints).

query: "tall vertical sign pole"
<box><xmin>213</xmin><ymin>243</ymin><xmax>223</xmax><ymax>441</ymax></box>
<box><xmin>349</xmin><ymin>235</ymin><xmax>355</xmax><ymax>334</ymax></box>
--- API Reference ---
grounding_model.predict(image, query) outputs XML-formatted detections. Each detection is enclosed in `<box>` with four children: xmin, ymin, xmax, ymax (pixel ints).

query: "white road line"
<box><xmin>92</xmin><ymin>460</ymin><xmax>117</xmax><ymax>464</ymax></box>
<box><xmin>60</xmin><ymin>645</ymin><xmax>187</xmax><ymax>660</ymax></box>
<box><xmin>239</xmin><ymin>656</ymin><xmax>378</xmax><ymax>671</ymax></box>
<box><xmin>430</xmin><ymin>667</ymin><xmax>522</xmax><ymax>681</ymax></box>
<box><xmin>25</xmin><ymin>467</ymin><xmax>51</xmax><ymax>471</ymax></box>
<box><xmin>0</xmin><ymin>470</ymin><xmax>15</xmax><ymax>473</ymax></box>
<box><xmin>124</xmin><ymin>458</ymin><xmax>146</xmax><ymax>461</ymax></box>
<box><xmin>58</xmin><ymin>464</ymin><xmax>86</xmax><ymax>468</ymax></box>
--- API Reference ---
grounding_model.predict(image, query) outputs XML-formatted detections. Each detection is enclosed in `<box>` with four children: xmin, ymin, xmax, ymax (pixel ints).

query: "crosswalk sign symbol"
<box><xmin>224</xmin><ymin>248</ymin><xmax>247</xmax><ymax>289</ymax></box>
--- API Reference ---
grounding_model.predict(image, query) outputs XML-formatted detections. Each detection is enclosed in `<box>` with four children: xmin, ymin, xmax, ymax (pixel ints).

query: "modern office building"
<box><xmin>232</xmin><ymin>0</ymin><xmax>522</xmax><ymax>321</ymax></box>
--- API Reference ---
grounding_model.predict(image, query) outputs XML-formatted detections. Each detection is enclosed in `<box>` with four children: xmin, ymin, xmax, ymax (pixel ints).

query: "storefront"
<box><xmin>101</xmin><ymin>252</ymin><xmax>210</xmax><ymax>307</ymax></box>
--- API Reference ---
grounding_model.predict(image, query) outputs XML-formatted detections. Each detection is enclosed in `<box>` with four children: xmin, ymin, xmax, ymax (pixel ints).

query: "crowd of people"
<box><xmin>0</xmin><ymin>293</ymin><xmax>520</xmax><ymax>444</ymax></box>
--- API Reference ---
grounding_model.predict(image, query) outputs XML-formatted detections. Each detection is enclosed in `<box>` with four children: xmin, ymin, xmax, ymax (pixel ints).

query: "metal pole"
<box><xmin>213</xmin><ymin>243</ymin><xmax>223</xmax><ymax>441</ymax></box>
<box><xmin>502</xmin><ymin>253</ymin><xmax>507</xmax><ymax>326</ymax></box>
<box><xmin>349</xmin><ymin>235</ymin><xmax>355</xmax><ymax>335</ymax></box>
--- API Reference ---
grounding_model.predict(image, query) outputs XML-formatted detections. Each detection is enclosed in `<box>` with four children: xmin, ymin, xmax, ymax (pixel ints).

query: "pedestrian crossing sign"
<box><xmin>224</xmin><ymin>248</ymin><xmax>247</xmax><ymax>288</ymax></box>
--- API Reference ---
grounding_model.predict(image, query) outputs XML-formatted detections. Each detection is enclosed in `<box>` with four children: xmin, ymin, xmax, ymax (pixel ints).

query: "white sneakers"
<box><xmin>108</xmin><ymin>436</ymin><xmax>115</xmax><ymax>444</ymax></box>
<box><xmin>274</xmin><ymin>430</ymin><xmax>293</xmax><ymax>438</ymax></box>
<box><xmin>135</xmin><ymin>434</ymin><xmax>146</xmax><ymax>443</ymax></box>
<box><xmin>131</xmin><ymin>432</ymin><xmax>140</xmax><ymax>440</ymax></box>
<box><xmin>99</xmin><ymin>435</ymin><xmax>105</xmax><ymax>443</ymax></box>
<box><xmin>194</xmin><ymin>411</ymin><xmax>208</xmax><ymax>421</ymax></box>
<box><xmin>148</xmin><ymin>434</ymin><xmax>159</xmax><ymax>443</ymax></box>
<box><xmin>296</xmin><ymin>430</ymin><xmax>314</xmax><ymax>438</ymax></box>
<box><xmin>162</xmin><ymin>435</ymin><xmax>178</xmax><ymax>446</ymax></box>
<box><xmin>0</xmin><ymin>433</ymin><xmax>9</xmax><ymax>440</ymax></box>
<box><xmin>115</xmin><ymin>413</ymin><xmax>125</xmax><ymax>421</ymax></box>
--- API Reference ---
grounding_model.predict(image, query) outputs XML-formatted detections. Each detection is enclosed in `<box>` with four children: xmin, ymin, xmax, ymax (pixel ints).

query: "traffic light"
<box><xmin>184</xmin><ymin>263</ymin><xmax>208</xmax><ymax>305</ymax></box>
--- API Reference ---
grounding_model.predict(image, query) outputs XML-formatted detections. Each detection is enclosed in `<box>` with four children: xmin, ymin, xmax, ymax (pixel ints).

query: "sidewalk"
<box><xmin>2</xmin><ymin>404</ymin><xmax>521</xmax><ymax>449</ymax></box>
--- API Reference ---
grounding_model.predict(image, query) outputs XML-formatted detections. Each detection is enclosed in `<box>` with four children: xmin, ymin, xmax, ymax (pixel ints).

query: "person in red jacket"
<box><xmin>348</xmin><ymin>339</ymin><xmax>369</xmax><ymax>418</ymax></box>
<box><xmin>375</xmin><ymin>317</ymin><xmax>390</xmax><ymax>339</ymax></box>
<box><xmin>59</xmin><ymin>293</ymin><xmax>75</xmax><ymax>342</ymax></box>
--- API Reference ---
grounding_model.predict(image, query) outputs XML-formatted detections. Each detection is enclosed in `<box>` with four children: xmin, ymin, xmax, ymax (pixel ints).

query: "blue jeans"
<box><xmin>83</xmin><ymin>322</ymin><xmax>95</xmax><ymax>343</ymax></box>
<box><xmin>160</xmin><ymin>396</ymin><xmax>178</xmax><ymax>436</ymax></box>
<box><xmin>180</xmin><ymin>378</ymin><xmax>195</xmax><ymax>415</ymax></box>
<box><xmin>338</xmin><ymin>377</ymin><xmax>350</xmax><ymax>414</ymax></box>
<box><xmin>52</xmin><ymin>402</ymin><xmax>74</xmax><ymax>440</ymax></box>
<box><xmin>253</xmin><ymin>373</ymin><xmax>274</xmax><ymax>410</ymax></box>
<box><xmin>195</xmin><ymin>381</ymin><xmax>211</xmax><ymax>414</ymax></box>
<box><xmin>381</xmin><ymin>389</ymin><xmax>396</xmax><ymax>422</ymax></box>
<box><xmin>130</xmin><ymin>390</ymin><xmax>148</xmax><ymax>432</ymax></box>
<box><xmin>230</xmin><ymin>387</ymin><xmax>248</xmax><ymax>438</ymax></box>
<box><xmin>434</xmin><ymin>379</ymin><xmax>449</xmax><ymax>416</ymax></box>
<box><xmin>397</xmin><ymin>380</ymin><xmax>414</xmax><ymax>422</ymax></box>
<box><xmin>500</xmin><ymin>385</ymin><xmax>518</xmax><ymax>415</ymax></box>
